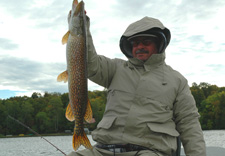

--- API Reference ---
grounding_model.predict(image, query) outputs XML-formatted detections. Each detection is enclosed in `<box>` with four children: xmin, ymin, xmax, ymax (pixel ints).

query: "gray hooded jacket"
<box><xmin>87</xmin><ymin>16</ymin><xmax>206</xmax><ymax>156</ymax></box>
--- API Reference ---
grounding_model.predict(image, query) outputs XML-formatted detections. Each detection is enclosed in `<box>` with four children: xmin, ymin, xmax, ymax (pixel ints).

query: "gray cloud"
<box><xmin>3</xmin><ymin>0</ymin><xmax>223</xmax><ymax>34</ymax></box>
<box><xmin>0</xmin><ymin>0</ymin><xmax>32</xmax><ymax>18</ymax></box>
<box><xmin>0</xmin><ymin>56</ymin><xmax>68</xmax><ymax>94</ymax></box>
<box><xmin>170</xmin><ymin>33</ymin><xmax>221</xmax><ymax>54</ymax></box>
<box><xmin>28</xmin><ymin>1</ymin><xmax>70</xmax><ymax>29</ymax></box>
<box><xmin>187</xmin><ymin>35</ymin><xmax>204</xmax><ymax>42</ymax></box>
<box><xmin>110</xmin><ymin>0</ymin><xmax>225</xmax><ymax>20</ymax></box>
<box><xmin>1</xmin><ymin>0</ymin><xmax>225</xmax><ymax>95</ymax></box>
<box><xmin>0</xmin><ymin>38</ymin><xmax>19</xmax><ymax>50</ymax></box>
<box><xmin>0</xmin><ymin>0</ymin><xmax>70</xmax><ymax>30</ymax></box>
<box><xmin>207</xmin><ymin>64</ymin><xmax>225</xmax><ymax>72</ymax></box>
<box><xmin>180</xmin><ymin>0</ymin><xmax>225</xmax><ymax>16</ymax></box>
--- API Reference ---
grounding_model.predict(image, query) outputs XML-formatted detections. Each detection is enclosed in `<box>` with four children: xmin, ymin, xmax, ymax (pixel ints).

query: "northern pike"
<box><xmin>57</xmin><ymin>0</ymin><xmax>93</xmax><ymax>151</ymax></box>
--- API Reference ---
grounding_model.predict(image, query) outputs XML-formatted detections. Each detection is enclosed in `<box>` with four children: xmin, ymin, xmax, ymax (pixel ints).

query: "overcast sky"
<box><xmin>0</xmin><ymin>0</ymin><xmax>225</xmax><ymax>99</ymax></box>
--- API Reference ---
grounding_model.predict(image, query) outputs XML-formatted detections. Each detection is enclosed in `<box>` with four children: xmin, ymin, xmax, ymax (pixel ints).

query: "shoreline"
<box><xmin>0</xmin><ymin>133</ymin><xmax>73</xmax><ymax>138</ymax></box>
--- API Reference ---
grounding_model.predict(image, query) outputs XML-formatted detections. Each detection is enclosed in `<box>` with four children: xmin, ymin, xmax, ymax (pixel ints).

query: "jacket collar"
<box><xmin>128</xmin><ymin>52</ymin><xmax>165</xmax><ymax>71</ymax></box>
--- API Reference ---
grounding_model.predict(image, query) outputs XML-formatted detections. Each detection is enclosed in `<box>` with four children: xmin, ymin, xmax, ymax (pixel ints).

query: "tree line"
<box><xmin>190</xmin><ymin>82</ymin><xmax>225</xmax><ymax>130</ymax></box>
<box><xmin>0</xmin><ymin>90</ymin><xmax>107</xmax><ymax>136</ymax></box>
<box><xmin>0</xmin><ymin>82</ymin><xmax>225</xmax><ymax>136</ymax></box>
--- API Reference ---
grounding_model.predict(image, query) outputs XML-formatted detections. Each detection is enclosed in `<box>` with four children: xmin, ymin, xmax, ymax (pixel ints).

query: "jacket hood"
<box><xmin>120</xmin><ymin>16</ymin><xmax>171</xmax><ymax>59</ymax></box>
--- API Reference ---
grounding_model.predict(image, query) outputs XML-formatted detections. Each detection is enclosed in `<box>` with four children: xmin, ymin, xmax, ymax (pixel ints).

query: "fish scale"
<box><xmin>57</xmin><ymin>0</ymin><xmax>93</xmax><ymax>151</ymax></box>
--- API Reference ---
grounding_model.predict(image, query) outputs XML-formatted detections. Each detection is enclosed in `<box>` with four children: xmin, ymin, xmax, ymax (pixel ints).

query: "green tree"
<box><xmin>46</xmin><ymin>96</ymin><xmax>64</xmax><ymax>133</ymax></box>
<box><xmin>31</xmin><ymin>97</ymin><xmax>48</xmax><ymax>115</ymax></box>
<box><xmin>200</xmin><ymin>91</ymin><xmax>225</xmax><ymax>129</ymax></box>
<box><xmin>20</xmin><ymin>101</ymin><xmax>34</xmax><ymax>134</ymax></box>
<box><xmin>0</xmin><ymin>100</ymin><xmax>7</xmax><ymax>135</ymax></box>
<box><xmin>191</xmin><ymin>83</ymin><xmax>206</xmax><ymax>110</ymax></box>
<box><xmin>5</xmin><ymin>100</ymin><xmax>22</xmax><ymax>134</ymax></box>
<box><xmin>61</xmin><ymin>93</ymin><xmax>69</xmax><ymax>108</ymax></box>
<box><xmin>35</xmin><ymin>112</ymin><xmax>50</xmax><ymax>133</ymax></box>
<box><xmin>31</xmin><ymin>92</ymin><xmax>42</xmax><ymax>99</ymax></box>
<box><xmin>199</xmin><ymin>82</ymin><xmax>219</xmax><ymax>98</ymax></box>
<box><xmin>217</xmin><ymin>92</ymin><xmax>225</xmax><ymax>129</ymax></box>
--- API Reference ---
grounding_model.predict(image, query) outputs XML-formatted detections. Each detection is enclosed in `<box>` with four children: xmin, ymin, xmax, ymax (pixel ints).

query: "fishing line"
<box><xmin>8</xmin><ymin>115</ymin><xmax>67</xmax><ymax>156</ymax></box>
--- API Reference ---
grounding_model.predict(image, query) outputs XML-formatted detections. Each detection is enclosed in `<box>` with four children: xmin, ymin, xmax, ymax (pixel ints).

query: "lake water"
<box><xmin>0</xmin><ymin>130</ymin><xmax>225</xmax><ymax>156</ymax></box>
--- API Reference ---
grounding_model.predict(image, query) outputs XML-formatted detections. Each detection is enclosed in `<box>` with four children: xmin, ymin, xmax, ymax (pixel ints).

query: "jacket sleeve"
<box><xmin>86</xmin><ymin>16</ymin><xmax>116</xmax><ymax>88</ymax></box>
<box><xmin>174</xmin><ymin>78</ymin><xmax>206</xmax><ymax>156</ymax></box>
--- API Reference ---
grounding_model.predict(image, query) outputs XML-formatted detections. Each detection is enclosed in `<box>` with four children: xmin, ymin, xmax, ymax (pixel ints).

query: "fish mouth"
<box><xmin>135</xmin><ymin>49</ymin><xmax>149</xmax><ymax>54</ymax></box>
<box><xmin>74</xmin><ymin>3</ymin><xmax>82</xmax><ymax>15</ymax></box>
<box><xmin>73</xmin><ymin>0</ymin><xmax>84</xmax><ymax>16</ymax></box>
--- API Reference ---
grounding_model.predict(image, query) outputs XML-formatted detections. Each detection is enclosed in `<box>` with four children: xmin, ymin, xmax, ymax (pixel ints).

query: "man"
<box><xmin>68</xmin><ymin>16</ymin><xmax>206</xmax><ymax>156</ymax></box>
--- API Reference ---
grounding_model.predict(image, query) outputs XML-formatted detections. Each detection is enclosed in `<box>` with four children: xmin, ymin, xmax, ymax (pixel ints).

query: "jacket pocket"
<box><xmin>146</xmin><ymin>122</ymin><xmax>179</xmax><ymax>153</ymax></box>
<box><xmin>147</xmin><ymin>122</ymin><xmax>179</xmax><ymax>137</ymax></box>
<box><xmin>97</xmin><ymin>116</ymin><xmax>117</xmax><ymax>129</ymax></box>
<box><xmin>92</xmin><ymin>116</ymin><xmax>117</xmax><ymax>143</ymax></box>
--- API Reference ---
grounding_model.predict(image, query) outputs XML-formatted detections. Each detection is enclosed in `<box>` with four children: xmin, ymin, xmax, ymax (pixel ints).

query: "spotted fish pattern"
<box><xmin>57</xmin><ymin>0</ymin><xmax>93</xmax><ymax>151</ymax></box>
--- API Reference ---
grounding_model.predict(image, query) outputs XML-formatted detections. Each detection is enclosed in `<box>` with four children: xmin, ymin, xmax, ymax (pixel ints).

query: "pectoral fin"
<box><xmin>57</xmin><ymin>70</ymin><xmax>68</xmax><ymax>83</ymax></box>
<box><xmin>84</xmin><ymin>99</ymin><xmax>93</xmax><ymax>123</ymax></box>
<box><xmin>65</xmin><ymin>103</ymin><xmax>75</xmax><ymax>121</ymax></box>
<box><xmin>62</xmin><ymin>31</ymin><xmax>70</xmax><ymax>45</ymax></box>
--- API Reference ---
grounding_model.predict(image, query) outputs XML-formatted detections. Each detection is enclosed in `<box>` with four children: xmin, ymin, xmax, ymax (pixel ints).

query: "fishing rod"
<box><xmin>8</xmin><ymin>115</ymin><xmax>67</xmax><ymax>156</ymax></box>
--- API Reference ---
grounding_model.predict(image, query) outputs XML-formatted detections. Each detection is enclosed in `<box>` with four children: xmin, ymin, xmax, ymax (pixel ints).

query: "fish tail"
<box><xmin>72</xmin><ymin>131</ymin><xmax>92</xmax><ymax>151</ymax></box>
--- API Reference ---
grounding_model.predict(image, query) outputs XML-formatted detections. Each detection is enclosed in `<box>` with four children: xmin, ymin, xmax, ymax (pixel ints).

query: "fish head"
<box><xmin>68</xmin><ymin>0</ymin><xmax>85</xmax><ymax>36</ymax></box>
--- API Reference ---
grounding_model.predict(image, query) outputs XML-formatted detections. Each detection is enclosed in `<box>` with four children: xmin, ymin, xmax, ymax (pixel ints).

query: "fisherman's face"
<box><xmin>131</xmin><ymin>37</ymin><xmax>158</xmax><ymax>61</ymax></box>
